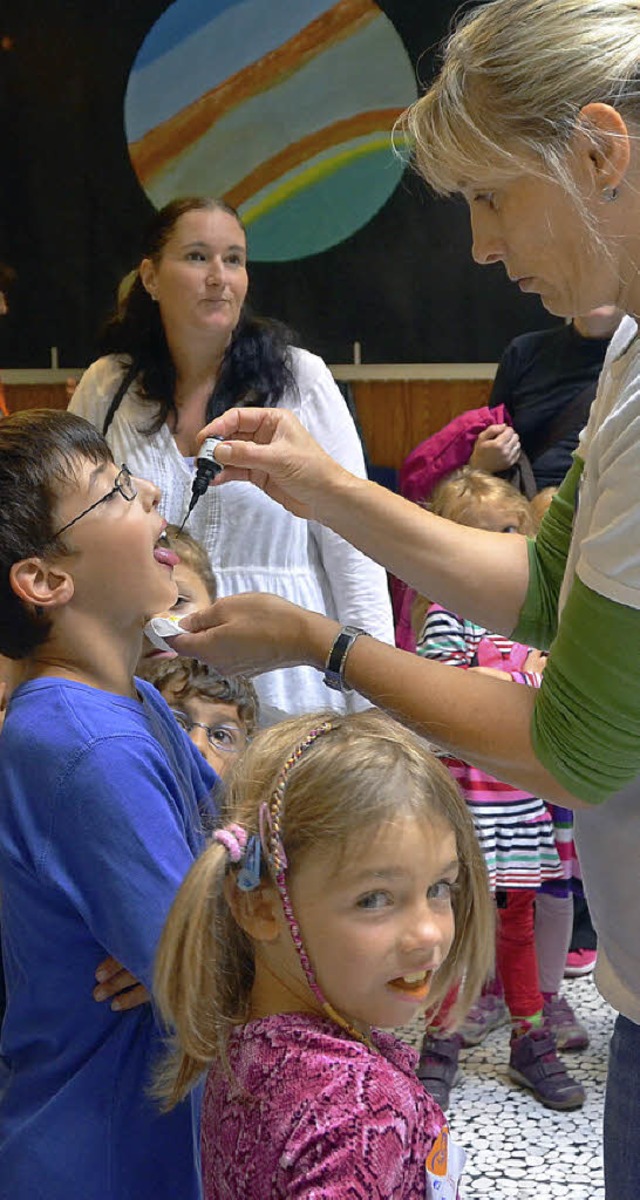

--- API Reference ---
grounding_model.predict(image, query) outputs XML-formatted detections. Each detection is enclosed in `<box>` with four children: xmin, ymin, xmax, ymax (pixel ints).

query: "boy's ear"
<box><xmin>223</xmin><ymin>875</ymin><xmax>281</xmax><ymax>943</ymax></box>
<box><xmin>10</xmin><ymin>557</ymin><xmax>75</xmax><ymax>612</ymax></box>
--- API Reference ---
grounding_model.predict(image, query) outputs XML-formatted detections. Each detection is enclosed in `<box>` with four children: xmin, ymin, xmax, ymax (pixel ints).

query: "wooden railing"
<box><xmin>3</xmin><ymin>363</ymin><xmax>497</xmax><ymax>469</ymax></box>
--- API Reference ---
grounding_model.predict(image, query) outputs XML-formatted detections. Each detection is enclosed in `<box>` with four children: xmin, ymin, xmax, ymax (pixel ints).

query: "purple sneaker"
<box><xmin>416</xmin><ymin>1032</ymin><xmax>462</xmax><ymax>1110</ymax></box>
<box><xmin>509</xmin><ymin>1027</ymin><xmax>586</xmax><ymax>1110</ymax></box>
<box><xmin>543</xmin><ymin>994</ymin><xmax>589</xmax><ymax>1052</ymax></box>
<box><xmin>459</xmin><ymin>992</ymin><xmax>509</xmax><ymax>1047</ymax></box>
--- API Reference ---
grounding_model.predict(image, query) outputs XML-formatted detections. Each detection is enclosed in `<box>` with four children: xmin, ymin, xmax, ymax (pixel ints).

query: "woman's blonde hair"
<box><xmin>154</xmin><ymin>709</ymin><xmax>494</xmax><ymax>1107</ymax></box>
<box><xmin>402</xmin><ymin>0</ymin><xmax>640</xmax><ymax>196</ymax></box>
<box><xmin>428</xmin><ymin>467</ymin><xmax>536</xmax><ymax>535</ymax></box>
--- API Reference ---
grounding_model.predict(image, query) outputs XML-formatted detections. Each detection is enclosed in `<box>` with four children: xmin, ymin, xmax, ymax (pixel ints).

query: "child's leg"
<box><xmin>498</xmin><ymin>889</ymin><xmax>585</xmax><ymax>1111</ymax></box>
<box><xmin>497</xmin><ymin>889</ymin><xmax>543</xmax><ymax>1027</ymax></box>
<box><xmin>417</xmin><ymin>984</ymin><xmax>462</xmax><ymax>1111</ymax></box>
<box><xmin>536</xmin><ymin>888</ymin><xmax>590</xmax><ymax>1051</ymax></box>
<box><xmin>535</xmin><ymin>889</ymin><xmax>573</xmax><ymax>995</ymax></box>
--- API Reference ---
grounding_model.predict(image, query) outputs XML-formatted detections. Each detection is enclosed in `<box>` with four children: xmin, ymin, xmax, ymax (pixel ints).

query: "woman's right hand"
<box><xmin>469</xmin><ymin>424</ymin><xmax>521</xmax><ymax>472</ymax></box>
<box><xmin>196</xmin><ymin>407</ymin><xmax>354</xmax><ymax>521</ymax></box>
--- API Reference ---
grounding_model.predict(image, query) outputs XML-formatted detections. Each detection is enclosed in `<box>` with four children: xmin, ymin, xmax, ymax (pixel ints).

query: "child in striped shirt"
<box><xmin>414</xmin><ymin>469</ymin><xmax>586</xmax><ymax>1112</ymax></box>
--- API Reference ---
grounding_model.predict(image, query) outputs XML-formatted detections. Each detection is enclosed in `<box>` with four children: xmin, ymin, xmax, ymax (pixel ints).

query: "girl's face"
<box><xmin>140</xmin><ymin>208</ymin><xmax>248</xmax><ymax>346</ymax></box>
<box><xmin>273</xmin><ymin>813</ymin><xmax>459</xmax><ymax>1033</ymax></box>
<box><xmin>140</xmin><ymin>561</ymin><xmax>212</xmax><ymax>665</ymax></box>
<box><xmin>464</xmin><ymin>499</ymin><xmax>526</xmax><ymax>535</ymax></box>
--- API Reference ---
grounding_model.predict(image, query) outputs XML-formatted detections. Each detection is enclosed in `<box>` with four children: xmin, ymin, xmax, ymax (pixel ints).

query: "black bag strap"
<box><xmin>527</xmin><ymin>379</ymin><xmax>597</xmax><ymax>465</ymax></box>
<box><xmin>505</xmin><ymin>450</ymin><xmax>538</xmax><ymax>500</ymax></box>
<box><xmin>102</xmin><ymin>362</ymin><xmax>139</xmax><ymax>437</ymax></box>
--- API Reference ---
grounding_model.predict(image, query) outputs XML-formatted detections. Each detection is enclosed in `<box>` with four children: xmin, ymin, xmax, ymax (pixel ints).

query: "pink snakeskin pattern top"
<box><xmin>201</xmin><ymin>1012</ymin><xmax>447</xmax><ymax>1198</ymax></box>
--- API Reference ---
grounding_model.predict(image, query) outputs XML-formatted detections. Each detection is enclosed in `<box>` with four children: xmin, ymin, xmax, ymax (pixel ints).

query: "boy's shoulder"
<box><xmin>1</xmin><ymin>676</ymin><xmax>194</xmax><ymax>790</ymax></box>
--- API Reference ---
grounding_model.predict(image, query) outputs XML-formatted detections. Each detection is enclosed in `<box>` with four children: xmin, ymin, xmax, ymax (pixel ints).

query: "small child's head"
<box><xmin>144</xmin><ymin>656</ymin><xmax>258</xmax><ymax>778</ymax></box>
<box><xmin>0</xmin><ymin>410</ymin><xmax>176</xmax><ymax>661</ymax></box>
<box><xmin>429</xmin><ymin>467</ymin><xmax>536</xmax><ymax>536</ymax></box>
<box><xmin>529</xmin><ymin>486</ymin><xmax>558</xmax><ymax>532</ymax></box>
<box><xmin>155</xmin><ymin>709</ymin><xmax>493</xmax><ymax>1106</ymax></box>
<box><xmin>139</xmin><ymin>525</ymin><xmax>216</xmax><ymax>668</ymax></box>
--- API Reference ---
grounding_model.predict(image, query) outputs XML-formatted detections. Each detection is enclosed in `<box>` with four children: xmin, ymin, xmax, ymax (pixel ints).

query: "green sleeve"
<box><xmin>512</xmin><ymin>456</ymin><xmax>583</xmax><ymax>650</ymax></box>
<box><xmin>532</xmin><ymin>574</ymin><xmax>640</xmax><ymax>804</ymax></box>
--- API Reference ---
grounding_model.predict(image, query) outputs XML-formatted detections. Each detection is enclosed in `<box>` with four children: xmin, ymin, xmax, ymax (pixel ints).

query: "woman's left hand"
<box><xmin>93</xmin><ymin>955</ymin><xmax>150</xmax><ymax>1011</ymax></box>
<box><xmin>172</xmin><ymin>593</ymin><xmax>338</xmax><ymax>677</ymax></box>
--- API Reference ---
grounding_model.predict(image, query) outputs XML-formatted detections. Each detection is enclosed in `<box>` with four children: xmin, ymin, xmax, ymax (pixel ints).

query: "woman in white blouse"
<box><xmin>70</xmin><ymin>196</ymin><xmax>393</xmax><ymax>715</ymax></box>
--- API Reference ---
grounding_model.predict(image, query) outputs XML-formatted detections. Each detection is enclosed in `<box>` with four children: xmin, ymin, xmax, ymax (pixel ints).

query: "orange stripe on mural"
<box><xmin>223</xmin><ymin>107</ymin><xmax>405</xmax><ymax>208</ymax></box>
<box><xmin>130</xmin><ymin>0</ymin><xmax>379</xmax><ymax>185</ymax></box>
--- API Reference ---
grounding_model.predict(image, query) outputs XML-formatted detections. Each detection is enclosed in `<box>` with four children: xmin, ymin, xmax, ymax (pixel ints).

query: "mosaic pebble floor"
<box><xmin>398</xmin><ymin>975</ymin><xmax>614</xmax><ymax>1200</ymax></box>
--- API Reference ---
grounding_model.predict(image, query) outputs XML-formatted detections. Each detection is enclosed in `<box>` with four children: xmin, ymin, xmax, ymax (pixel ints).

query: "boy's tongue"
<box><xmin>154</xmin><ymin>546</ymin><xmax>180</xmax><ymax>567</ymax></box>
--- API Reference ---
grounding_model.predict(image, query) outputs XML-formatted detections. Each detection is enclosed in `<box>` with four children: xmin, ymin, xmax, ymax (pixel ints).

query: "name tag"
<box><xmin>425</xmin><ymin>1126</ymin><xmax>466</xmax><ymax>1200</ymax></box>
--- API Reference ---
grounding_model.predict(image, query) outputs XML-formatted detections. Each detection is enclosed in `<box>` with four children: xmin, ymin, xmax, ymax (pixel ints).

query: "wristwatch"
<box><xmin>323</xmin><ymin>625</ymin><xmax>369</xmax><ymax>693</ymax></box>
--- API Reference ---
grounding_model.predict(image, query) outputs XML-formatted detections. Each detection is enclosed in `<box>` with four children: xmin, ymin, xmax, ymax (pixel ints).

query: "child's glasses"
<box><xmin>53</xmin><ymin>464</ymin><xmax>137</xmax><ymax>537</ymax></box>
<box><xmin>170</xmin><ymin>708</ymin><xmax>248</xmax><ymax>755</ymax></box>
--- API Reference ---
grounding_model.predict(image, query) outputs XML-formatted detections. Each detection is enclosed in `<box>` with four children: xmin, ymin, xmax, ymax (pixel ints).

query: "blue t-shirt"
<box><xmin>0</xmin><ymin>676</ymin><xmax>218</xmax><ymax>1199</ymax></box>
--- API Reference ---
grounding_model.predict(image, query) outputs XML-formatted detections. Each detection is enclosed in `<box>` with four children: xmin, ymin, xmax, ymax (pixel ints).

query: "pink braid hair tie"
<box><xmin>213</xmin><ymin>823</ymin><xmax>248</xmax><ymax>863</ymax></box>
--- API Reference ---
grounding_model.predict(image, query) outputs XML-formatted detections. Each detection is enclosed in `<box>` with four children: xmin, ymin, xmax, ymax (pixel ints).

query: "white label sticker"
<box><xmin>425</xmin><ymin>1126</ymin><xmax>466</xmax><ymax>1200</ymax></box>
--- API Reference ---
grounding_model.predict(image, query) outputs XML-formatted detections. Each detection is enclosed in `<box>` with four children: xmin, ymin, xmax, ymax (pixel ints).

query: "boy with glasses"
<box><xmin>0</xmin><ymin>410</ymin><xmax>217</xmax><ymax>1199</ymax></box>
<box><xmin>143</xmin><ymin>657</ymin><xmax>259</xmax><ymax>780</ymax></box>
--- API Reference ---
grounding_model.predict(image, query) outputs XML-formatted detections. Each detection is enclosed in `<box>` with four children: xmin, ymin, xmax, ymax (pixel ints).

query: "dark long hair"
<box><xmin>99</xmin><ymin>197</ymin><xmax>297</xmax><ymax>435</ymax></box>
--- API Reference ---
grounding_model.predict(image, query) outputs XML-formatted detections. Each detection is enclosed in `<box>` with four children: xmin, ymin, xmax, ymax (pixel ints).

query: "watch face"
<box><xmin>324</xmin><ymin>627</ymin><xmax>366</xmax><ymax>693</ymax></box>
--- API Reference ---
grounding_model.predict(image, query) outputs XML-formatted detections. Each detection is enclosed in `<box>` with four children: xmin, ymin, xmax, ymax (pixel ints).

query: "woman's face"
<box><xmin>464</xmin><ymin>171</ymin><xmax>618</xmax><ymax>318</ymax></box>
<box><xmin>141</xmin><ymin>207</ymin><xmax>248</xmax><ymax>346</ymax></box>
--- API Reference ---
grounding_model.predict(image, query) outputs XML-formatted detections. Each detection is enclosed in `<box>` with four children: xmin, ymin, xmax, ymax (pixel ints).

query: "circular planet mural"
<box><xmin>125</xmin><ymin>0</ymin><xmax>416</xmax><ymax>262</ymax></box>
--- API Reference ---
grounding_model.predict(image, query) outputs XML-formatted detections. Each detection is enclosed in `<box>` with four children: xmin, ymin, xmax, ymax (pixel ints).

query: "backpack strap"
<box><xmin>102</xmin><ymin>362</ymin><xmax>139</xmax><ymax>437</ymax></box>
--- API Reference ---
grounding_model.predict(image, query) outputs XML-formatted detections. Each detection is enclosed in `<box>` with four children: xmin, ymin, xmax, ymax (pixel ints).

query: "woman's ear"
<box><xmin>224</xmin><ymin>875</ymin><xmax>281</xmax><ymax>943</ymax></box>
<box><xmin>10</xmin><ymin>558</ymin><xmax>74</xmax><ymax>612</ymax></box>
<box><xmin>578</xmin><ymin>102</ymin><xmax>631</xmax><ymax>194</ymax></box>
<box><xmin>139</xmin><ymin>258</ymin><xmax>158</xmax><ymax>301</ymax></box>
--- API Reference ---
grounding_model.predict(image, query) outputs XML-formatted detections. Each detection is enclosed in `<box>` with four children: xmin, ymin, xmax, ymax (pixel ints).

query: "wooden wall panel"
<box><xmin>352</xmin><ymin>379</ymin><xmax>493</xmax><ymax>469</ymax></box>
<box><xmin>5</xmin><ymin>384</ymin><xmax>68</xmax><ymax>413</ymax></box>
<box><xmin>4</xmin><ymin>377</ymin><xmax>494</xmax><ymax>470</ymax></box>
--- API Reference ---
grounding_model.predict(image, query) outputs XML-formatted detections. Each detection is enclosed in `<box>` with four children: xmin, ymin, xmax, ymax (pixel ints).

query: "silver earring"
<box><xmin>603</xmin><ymin>186</ymin><xmax>619</xmax><ymax>202</ymax></box>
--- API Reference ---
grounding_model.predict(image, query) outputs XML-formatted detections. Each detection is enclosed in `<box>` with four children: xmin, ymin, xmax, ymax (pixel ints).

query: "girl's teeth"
<box><xmin>403</xmin><ymin>972</ymin><xmax>427</xmax><ymax>984</ymax></box>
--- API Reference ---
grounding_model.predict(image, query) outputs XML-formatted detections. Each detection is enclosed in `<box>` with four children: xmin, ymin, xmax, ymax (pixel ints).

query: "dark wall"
<box><xmin>0</xmin><ymin>0</ymin><xmax>556</xmax><ymax>368</ymax></box>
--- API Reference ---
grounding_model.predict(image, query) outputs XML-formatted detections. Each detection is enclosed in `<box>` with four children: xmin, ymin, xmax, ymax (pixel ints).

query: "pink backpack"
<box><xmin>399</xmin><ymin>404</ymin><xmax>511</xmax><ymax>503</ymax></box>
<box><xmin>394</xmin><ymin>405</ymin><xmax>512</xmax><ymax>651</ymax></box>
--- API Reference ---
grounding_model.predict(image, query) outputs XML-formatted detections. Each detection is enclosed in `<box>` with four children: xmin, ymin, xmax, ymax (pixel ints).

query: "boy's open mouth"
<box><xmin>153</xmin><ymin>530</ymin><xmax>180</xmax><ymax>569</ymax></box>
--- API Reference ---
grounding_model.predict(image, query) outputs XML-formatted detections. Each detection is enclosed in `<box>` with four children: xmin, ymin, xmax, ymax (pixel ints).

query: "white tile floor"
<box><xmin>399</xmin><ymin>975</ymin><xmax>614</xmax><ymax>1200</ymax></box>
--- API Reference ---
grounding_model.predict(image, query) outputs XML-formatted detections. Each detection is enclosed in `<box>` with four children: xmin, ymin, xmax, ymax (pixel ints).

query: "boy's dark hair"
<box><xmin>143</xmin><ymin>657</ymin><xmax>259</xmax><ymax>738</ymax></box>
<box><xmin>0</xmin><ymin>410</ymin><xmax>113</xmax><ymax>659</ymax></box>
<box><xmin>162</xmin><ymin>525</ymin><xmax>216</xmax><ymax>603</ymax></box>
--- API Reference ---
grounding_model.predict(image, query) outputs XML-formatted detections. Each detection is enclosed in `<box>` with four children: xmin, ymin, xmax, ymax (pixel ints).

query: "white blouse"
<box><xmin>70</xmin><ymin>348</ymin><xmax>394</xmax><ymax>715</ymax></box>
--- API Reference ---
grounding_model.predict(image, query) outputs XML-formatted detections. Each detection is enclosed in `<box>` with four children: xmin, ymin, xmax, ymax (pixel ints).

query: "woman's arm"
<box><xmin>199</xmin><ymin>406</ymin><xmax>531</xmax><ymax>635</ymax></box>
<box><xmin>172</xmin><ymin>593</ymin><xmax>586</xmax><ymax>807</ymax></box>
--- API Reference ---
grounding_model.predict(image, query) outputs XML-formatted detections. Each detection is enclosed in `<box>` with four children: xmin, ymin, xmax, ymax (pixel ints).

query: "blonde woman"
<box><xmin>168</xmin><ymin>4</ymin><xmax>640</xmax><ymax>1194</ymax></box>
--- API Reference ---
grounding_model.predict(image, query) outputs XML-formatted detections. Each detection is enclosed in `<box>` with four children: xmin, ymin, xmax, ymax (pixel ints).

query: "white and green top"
<box><xmin>514</xmin><ymin>315</ymin><xmax>640</xmax><ymax>1021</ymax></box>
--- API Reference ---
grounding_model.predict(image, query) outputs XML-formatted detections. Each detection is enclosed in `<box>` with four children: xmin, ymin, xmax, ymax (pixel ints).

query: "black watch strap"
<box><xmin>323</xmin><ymin>625</ymin><xmax>369</xmax><ymax>693</ymax></box>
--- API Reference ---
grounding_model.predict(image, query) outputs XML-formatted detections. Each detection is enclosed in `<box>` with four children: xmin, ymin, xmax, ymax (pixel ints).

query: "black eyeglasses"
<box><xmin>53</xmin><ymin>464</ymin><xmax>137</xmax><ymax>537</ymax></box>
<box><xmin>170</xmin><ymin>708</ymin><xmax>248</xmax><ymax>755</ymax></box>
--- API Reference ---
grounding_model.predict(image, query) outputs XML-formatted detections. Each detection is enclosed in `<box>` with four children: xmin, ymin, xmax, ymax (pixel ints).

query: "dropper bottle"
<box><xmin>178</xmin><ymin>436</ymin><xmax>225</xmax><ymax>532</ymax></box>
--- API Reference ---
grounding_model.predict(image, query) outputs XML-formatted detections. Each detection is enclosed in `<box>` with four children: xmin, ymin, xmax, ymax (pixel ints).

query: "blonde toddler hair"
<box><xmin>154</xmin><ymin>709</ymin><xmax>494</xmax><ymax>1107</ymax></box>
<box><xmin>428</xmin><ymin>467</ymin><xmax>536</xmax><ymax>535</ymax></box>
